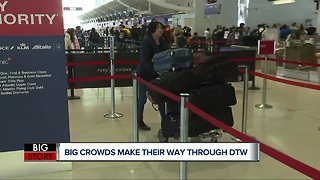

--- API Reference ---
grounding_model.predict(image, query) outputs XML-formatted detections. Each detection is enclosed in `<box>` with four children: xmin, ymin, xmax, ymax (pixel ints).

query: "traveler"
<box><xmin>89</xmin><ymin>28</ymin><xmax>100</xmax><ymax>52</ymax></box>
<box><xmin>136</xmin><ymin>21</ymin><xmax>170</xmax><ymax>130</ymax></box>
<box><xmin>65</xmin><ymin>28</ymin><xmax>80</xmax><ymax>50</ymax></box>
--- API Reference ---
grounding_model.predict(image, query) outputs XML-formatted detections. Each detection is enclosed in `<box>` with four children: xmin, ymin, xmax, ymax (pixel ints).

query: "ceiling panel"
<box><xmin>79</xmin><ymin>0</ymin><xmax>193</xmax><ymax>21</ymax></box>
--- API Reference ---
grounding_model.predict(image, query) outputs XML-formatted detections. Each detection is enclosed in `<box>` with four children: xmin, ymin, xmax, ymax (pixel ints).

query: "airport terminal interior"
<box><xmin>2</xmin><ymin>0</ymin><xmax>320</xmax><ymax>179</ymax></box>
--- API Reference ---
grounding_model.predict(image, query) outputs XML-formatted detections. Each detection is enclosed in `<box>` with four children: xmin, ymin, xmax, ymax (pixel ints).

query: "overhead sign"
<box><xmin>0</xmin><ymin>0</ymin><xmax>70</xmax><ymax>152</ymax></box>
<box><xmin>63</xmin><ymin>7</ymin><xmax>83</xmax><ymax>11</ymax></box>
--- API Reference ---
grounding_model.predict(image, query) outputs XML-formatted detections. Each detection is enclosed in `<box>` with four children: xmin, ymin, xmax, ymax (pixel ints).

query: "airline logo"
<box><xmin>17</xmin><ymin>43</ymin><xmax>30</xmax><ymax>50</ymax></box>
<box><xmin>32</xmin><ymin>45</ymin><xmax>52</xmax><ymax>50</ymax></box>
<box><xmin>0</xmin><ymin>43</ymin><xmax>62</xmax><ymax>51</ymax></box>
<box><xmin>0</xmin><ymin>46</ymin><xmax>14</xmax><ymax>51</ymax></box>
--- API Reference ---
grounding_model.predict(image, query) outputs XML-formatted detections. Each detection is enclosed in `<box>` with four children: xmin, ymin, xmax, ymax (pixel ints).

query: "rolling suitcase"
<box><xmin>158</xmin><ymin>83</ymin><xmax>237</xmax><ymax>142</ymax></box>
<box><xmin>152</xmin><ymin>48</ymin><xmax>193</xmax><ymax>73</ymax></box>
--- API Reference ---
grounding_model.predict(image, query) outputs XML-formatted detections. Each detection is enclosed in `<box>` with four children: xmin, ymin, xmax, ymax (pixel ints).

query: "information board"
<box><xmin>258</xmin><ymin>40</ymin><xmax>276</xmax><ymax>55</ymax></box>
<box><xmin>0</xmin><ymin>0</ymin><xmax>70</xmax><ymax>152</ymax></box>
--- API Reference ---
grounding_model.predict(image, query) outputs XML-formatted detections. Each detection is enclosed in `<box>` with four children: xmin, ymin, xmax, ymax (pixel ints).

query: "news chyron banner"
<box><xmin>0</xmin><ymin>0</ymin><xmax>70</xmax><ymax>152</ymax></box>
<box><xmin>24</xmin><ymin>143</ymin><xmax>260</xmax><ymax>162</ymax></box>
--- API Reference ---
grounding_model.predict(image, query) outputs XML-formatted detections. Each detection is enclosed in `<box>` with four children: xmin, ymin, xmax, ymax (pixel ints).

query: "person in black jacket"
<box><xmin>137</xmin><ymin>21</ymin><xmax>170</xmax><ymax>130</ymax></box>
<box><xmin>89</xmin><ymin>28</ymin><xmax>100</xmax><ymax>52</ymax></box>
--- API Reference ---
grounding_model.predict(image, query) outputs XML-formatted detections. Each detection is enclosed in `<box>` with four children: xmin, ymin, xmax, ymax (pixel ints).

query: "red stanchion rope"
<box><xmin>191</xmin><ymin>40</ymin><xmax>240</xmax><ymax>44</ymax></box>
<box><xmin>232</xmin><ymin>57</ymin><xmax>264</xmax><ymax>62</ymax></box>
<box><xmin>134</xmin><ymin>74</ymin><xmax>320</xmax><ymax>178</ymax></box>
<box><xmin>66</xmin><ymin>57</ymin><xmax>264</xmax><ymax>67</ymax></box>
<box><xmin>186</xmin><ymin>102</ymin><xmax>320</xmax><ymax>179</ymax></box>
<box><xmin>67</xmin><ymin>60</ymin><xmax>139</xmax><ymax>67</ymax></box>
<box><xmin>249</xmin><ymin>71</ymin><xmax>320</xmax><ymax>91</ymax></box>
<box><xmin>67</xmin><ymin>61</ymin><xmax>108</xmax><ymax>66</ymax></box>
<box><xmin>134</xmin><ymin>76</ymin><xmax>180</xmax><ymax>102</ymax></box>
<box><xmin>269</xmin><ymin>58</ymin><xmax>320</xmax><ymax>67</ymax></box>
<box><xmin>232</xmin><ymin>57</ymin><xmax>320</xmax><ymax>67</ymax></box>
<box><xmin>68</xmin><ymin>74</ymin><xmax>131</xmax><ymax>83</ymax></box>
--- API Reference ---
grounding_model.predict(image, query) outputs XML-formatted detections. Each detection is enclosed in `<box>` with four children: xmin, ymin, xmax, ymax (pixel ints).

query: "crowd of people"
<box><xmin>206</xmin><ymin>22</ymin><xmax>317</xmax><ymax>42</ymax></box>
<box><xmin>64</xmin><ymin>21</ymin><xmax>317</xmax><ymax>52</ymax></box>
<box><xmin>64</xmin><ymin>22</ymin><xmax>194</xmax><ymax>51</ymax></box>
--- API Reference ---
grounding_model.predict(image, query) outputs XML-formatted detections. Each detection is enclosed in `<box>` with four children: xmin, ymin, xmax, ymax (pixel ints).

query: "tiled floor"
<box><xmin>10</xmin><ymin>76</ymin><xmax>320</xmax><ymax>179</ymax></box>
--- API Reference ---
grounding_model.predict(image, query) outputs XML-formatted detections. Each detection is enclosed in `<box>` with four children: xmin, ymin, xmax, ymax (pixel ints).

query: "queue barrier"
<box><xmin>104</xmin><ymin>36</ymin><xmax>123</xmax><ymax>119</ymax></box>
<box><xmin>65</xmin><ymin>52</ymin><xmax>320</xmax><ymax>110</ymax></box>
<box><xmin>249</xmin><ymin>71</ymin><xmax>320</xmax><ymax>91</ymax></box>
<box><xmin>254</xmin><ymin>56</ymin><xmax>320</xmax><ymax>109</ymax></box>
<box><xmin>65</xmin><ymin>54</ymin><xmax>320</xmax><ymax>178</ymax></box>
<box><xmin>269</xmin><ymin>57</ymin><xmax>320</xmax><ymax>67</ymax></box>
<box><xmin>131</xmin><ymin>56</ymin><xmax>320</xmax><ymax>178</ymax></box>
<box><xmin>65</xmin><ymin>52</ymin><xmax>138</xmax><ymax>89</ymax></box>
<box><xmin>131</xmin><ymin>67</ymin><xmax>320</xmax><ymax>179</ymax></box>
<box><xmin>66</xmin><ymin>51</ymin><xmax>80</xmax><ymax>100</ymax></box>
<box><xmin>65</xmin><ymin>50</ymin><xmax>259</xmax><ymax>90</ymax></box>
<box><xmin>255</xmin><ymin>56</ymin><xmax>273</xmax><ymax>109</ymax></box>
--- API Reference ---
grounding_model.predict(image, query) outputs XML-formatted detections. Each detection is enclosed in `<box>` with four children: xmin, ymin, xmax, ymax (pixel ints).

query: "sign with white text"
<box><xmin>258</xmin><ymin>40</ymin><xmax>276</xmax><ymax>55</ymax></box>
<box><xmin>0</xmin><ymin>0</ymin><xmax>70</xmax><ymax>152</ymax></box>
<box><xmin>56</xmin><ymin>143</ymin><xmax>260</xmax><ymax>162</ymax></box>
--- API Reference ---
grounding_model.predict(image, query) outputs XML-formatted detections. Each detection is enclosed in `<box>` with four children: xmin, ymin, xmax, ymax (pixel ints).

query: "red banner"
<box><xmin>0</xmin><ymin>0</ymin><xmax>64</xmax><ymax>36</ymax></box>
<box><xmin>258</xmin><ymin>40</ymin><xmax>276</xmax><ymax>55</ymax></box>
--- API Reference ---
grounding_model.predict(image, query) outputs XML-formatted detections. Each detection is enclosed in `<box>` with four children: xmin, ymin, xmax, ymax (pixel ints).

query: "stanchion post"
<box><xmin>106</xmin><ymin>36</ymin><xmax>110</xmax><ymax>49</ymax></box>
<box><xmin>242</xmin><ymin>66</ymin><xmax>249</xmax><ymax>134</ymax></box>
<box><xmin>283</xmin><ymin>34</ymin><xmax>292</xmax><ymax>68</ymax></box>
<box><xmin>179</xmin><ymin>93</ymin><xmax>189</xmax><ymax>180</ymax></box>
<box><xmin>283</xmin><ymin>41</ymin><xmax>287</xmax><ymax>68</ymax></box>
<box><xmin>210</xmin><ymin>39</ymin><xmax>214</xmax><ymax>53</ymax></box>
<box><xmin>66</xmin><ymin>50</ymin><xmax>80</xmax><ymax>100</ymax></box>
<box><xmin>255</xmin><ymin>55</ymin><xmax>273</xmax><ymax>109</ymax></box>
<box><xmin>232</xmin><ymin>65</ymin><xmax>258</xmax><ymax>142</ymax></box>
<box><xmin>132</xmin><ymin>72</ymin><xmax>139</xmax><ymax>142</ymax></box>
<box><xmin>249</xmin><ymin>76</ymin><xmax>260</xmax><ymax>90</ymax></box>
<box><xmin>104</xmin><ymin>36</ymin><xmax>123</xmax><ymax>119</ymax></box>
<box><xmin>249</xmin><ymin>64</ymin><xmax>260</xmax><ymax>91</ymax></box>
<box><xmin>103</xmin><ymin>37</ymin><xmax>107</xmax><ymax>52</ymax></box>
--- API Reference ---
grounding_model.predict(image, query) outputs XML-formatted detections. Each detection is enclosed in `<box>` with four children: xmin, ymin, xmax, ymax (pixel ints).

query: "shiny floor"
<box><xmin>12</xmin><ymin>77</ymin><xmax>320</xmax><ymax>179</ymax></box>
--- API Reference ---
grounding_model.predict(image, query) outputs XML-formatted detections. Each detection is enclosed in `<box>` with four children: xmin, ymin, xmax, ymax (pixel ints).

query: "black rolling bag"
<box><xmin>147</xmin><ymin>58</ymin><xmax>238</xmax><ymax>105</ymax></box>
<box><xmin>159</xmin><ymin>83</ymin><xmax>237</xmax><ymax>141</ymax></box>
<box><xmin>152</xmin><ymin>48</ymin><xmax>193</xmax><ymax>73</ymax></box>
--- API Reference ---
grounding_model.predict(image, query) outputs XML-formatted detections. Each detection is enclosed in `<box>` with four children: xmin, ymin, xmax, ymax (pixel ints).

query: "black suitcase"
<box><xmin>159</xmin><ymin>83</ymin><xmax>236</xmax><ymax>142</ymax></box>
<box><xmin>152</xmin><ymin>48</ymin><xmax>193</xmax><ymax>73</ymax></box>
<box><xmin>147</xmin><ymin>57</ymin><xmax>238</xmax><ymax>104</ymax></box>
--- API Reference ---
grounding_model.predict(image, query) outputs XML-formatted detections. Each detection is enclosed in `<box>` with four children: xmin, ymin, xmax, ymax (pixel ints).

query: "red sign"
<box><xmin>0</xmin><ymin>0</ymin><xmax>64</xmax><ymax>36</ymax></box>
<box><xmin>24</xmin><ymin>152</ymin><xmax>57</xmax><ymax>161</ymax></box>
<box><xmin>258</xmin><ymin>40</ymin><xmax>276</xmax><ymax>55</ymax></box>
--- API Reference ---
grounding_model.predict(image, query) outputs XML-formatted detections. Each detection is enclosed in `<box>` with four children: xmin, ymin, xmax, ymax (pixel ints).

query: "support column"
<box><xmin>238</xmin><ymin>0</ymin><xmax>250</xmax><ymax>26</ymax></box>
<box><xmin>317</xmin><ymin>1</ymin><xmax>320</xmax><ymax>33</ymax></box>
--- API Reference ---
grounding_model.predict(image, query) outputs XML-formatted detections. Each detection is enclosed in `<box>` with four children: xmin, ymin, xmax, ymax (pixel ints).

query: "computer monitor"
<box><xmin>204</xmin><ymin>3</ymin><xmax>221</xmax><ymax>15</ymax></box>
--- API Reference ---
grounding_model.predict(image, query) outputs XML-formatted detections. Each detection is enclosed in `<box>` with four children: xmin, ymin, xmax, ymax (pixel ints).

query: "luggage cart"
<box><xmin>157</xmin><ymin>83</ymin><xmax>236</xmax><ymax>143</ymax></box>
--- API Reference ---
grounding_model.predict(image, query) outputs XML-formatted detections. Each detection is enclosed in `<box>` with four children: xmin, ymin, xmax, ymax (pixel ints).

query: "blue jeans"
<box><xmin>138</xmin><ymin>83</ymin><xmax>165</xmax><ymax>124</ymax></box>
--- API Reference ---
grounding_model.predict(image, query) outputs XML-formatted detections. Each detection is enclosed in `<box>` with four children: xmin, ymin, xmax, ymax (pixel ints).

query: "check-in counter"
<box><xmin>284</xmin><ymin>41</ymin><xmax>317</xmax><ymax>70</ymax></box>
<box><xmin>210</xmin><ymin>46</ymin><xmax>258</xmax><ymax>88</ymax></box>
<box><xmin>276</xmin><ymin>38</ymin><xmax>320</xmax><ymax>83</ymax></box>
